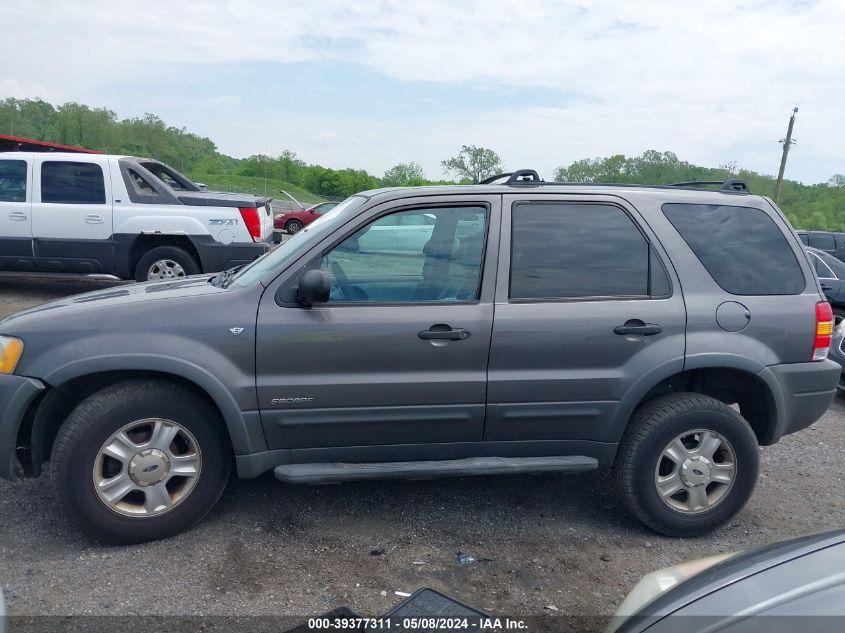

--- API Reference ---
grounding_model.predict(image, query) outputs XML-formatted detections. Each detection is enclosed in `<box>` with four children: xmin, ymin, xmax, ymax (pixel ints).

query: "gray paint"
<box><xmin>0</xmin><ymin>183</ymin><xmax>839</xmax><ymax>483</ymax></box>
<box><xmin>613</xmin><ymin>530</ymin><xmax>845</xmax><ymax>632</ymax></box>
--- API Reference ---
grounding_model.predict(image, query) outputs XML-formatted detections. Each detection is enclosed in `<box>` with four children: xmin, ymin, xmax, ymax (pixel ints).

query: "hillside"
<box><xmin>191</xmin><ymin>173</ymin><xmax>325</xmax><ymax>204</ymax></box>
<box><xmin>1</xmin><ymin>97</ymin><xmax>843</xmax><ymax>229</ymax></box>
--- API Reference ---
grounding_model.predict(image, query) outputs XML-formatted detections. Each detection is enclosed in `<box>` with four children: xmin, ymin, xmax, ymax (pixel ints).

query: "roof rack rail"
<box><xmin>670</xmin><ymin>179</ymin><xmax>750</xmax><ymax>193</ymax></box>
<box><xmin>479</xmin><ymin>169</ymin><xmax>543</xmax><ymax>185</ymax></box>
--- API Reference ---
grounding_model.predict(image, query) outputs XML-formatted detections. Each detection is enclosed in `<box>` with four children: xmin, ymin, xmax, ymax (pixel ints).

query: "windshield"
<box><xmin>230</xmin><ymin>196</ymin><xmax>367</xmax><ymax>287</ymax></box>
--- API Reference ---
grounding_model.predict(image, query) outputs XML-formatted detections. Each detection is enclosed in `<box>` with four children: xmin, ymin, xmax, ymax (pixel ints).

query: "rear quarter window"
<box><xmin>662</xmin><ymin>203</ymin><xmax>805</xmax><ymax>295</ymax></box>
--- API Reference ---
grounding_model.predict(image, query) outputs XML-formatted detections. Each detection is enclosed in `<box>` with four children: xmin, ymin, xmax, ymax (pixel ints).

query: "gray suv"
<box><xmin>0</xmin><ymin>173</ymin><xmax>839</xmax><ymax>543</ymax></box>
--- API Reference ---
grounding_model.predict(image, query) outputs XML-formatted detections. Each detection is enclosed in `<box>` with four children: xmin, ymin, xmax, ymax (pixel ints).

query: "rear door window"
<box><xmin>662</xmin><ymin>203</ymin><xmax>804</xmax><ymax>295</ymax></box>
<box><xmin>509</xmin><ymin>203</ymin><xmax>670</xmax><ymax>300</ymax></box>
<box><xmin>0</xmin><ymin>160</ymin><xmax>27</xmax><ymax>202</ymax></box>
<box><xmin>41</xmin><ymin>161</ymin><xmax>106</xmax><ymax>204</ymax></box>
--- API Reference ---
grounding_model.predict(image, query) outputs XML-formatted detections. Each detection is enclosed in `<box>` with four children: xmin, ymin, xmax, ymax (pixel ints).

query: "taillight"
<box><xmin>813</xmin><ymin>301</ymin><xmax>833</xmax><ymax>361</ymax></box>
<box><xmin>238</xmin><ymin>207</ymin><xmax>261</xmax><ymax>242</ymax></box>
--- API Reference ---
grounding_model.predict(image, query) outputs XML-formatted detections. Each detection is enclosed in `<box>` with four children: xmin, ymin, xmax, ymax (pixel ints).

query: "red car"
<box><xmin>274</xmin><ymin>201</ymin><xmax>339</xmax><ymax>234</ymax></box>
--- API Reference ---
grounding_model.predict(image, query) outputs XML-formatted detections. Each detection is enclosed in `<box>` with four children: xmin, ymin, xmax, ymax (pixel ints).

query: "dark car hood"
<box><xmin>0</xmin><ymin>276</ymin><xmax>225</xmax><ymax>328</ymax></box>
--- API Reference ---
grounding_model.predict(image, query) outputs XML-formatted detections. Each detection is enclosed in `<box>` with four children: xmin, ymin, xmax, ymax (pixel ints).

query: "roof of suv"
<box><xmin>358</xmin><ymin>179</ymin><xmax>764</xmax><ymax>205</ymax></box>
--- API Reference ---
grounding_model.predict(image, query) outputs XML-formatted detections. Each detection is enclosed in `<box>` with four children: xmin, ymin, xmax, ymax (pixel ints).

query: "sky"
<box><xmin>1</xmin><ymin>0</ymin><xmax>843</xmax><ymax>184</ymax></box>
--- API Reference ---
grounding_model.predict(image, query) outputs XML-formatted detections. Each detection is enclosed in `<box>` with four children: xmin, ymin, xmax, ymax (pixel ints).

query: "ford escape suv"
<box><xmin>0</xmin><ymin>172</ymin><xmax>838</xmax><ymax>543</ymax></box>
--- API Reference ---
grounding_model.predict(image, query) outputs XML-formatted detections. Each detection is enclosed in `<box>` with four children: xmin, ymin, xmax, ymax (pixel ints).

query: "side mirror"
<box><xmin>296</xmin><ymin>269</ymin><xmax>330</xmax><ymax>307</ymax></box>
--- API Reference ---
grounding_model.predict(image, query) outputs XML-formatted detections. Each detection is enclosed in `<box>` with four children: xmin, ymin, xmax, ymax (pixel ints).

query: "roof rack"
<box><xmin>669</xmin><ymin>179</ymin><xmax>750</xmax><ymax>193</ymax></box>
<box><xmin>479</xmin><ymin>169</ymin><xmax>543</xmax><ymax>185</ymax></box>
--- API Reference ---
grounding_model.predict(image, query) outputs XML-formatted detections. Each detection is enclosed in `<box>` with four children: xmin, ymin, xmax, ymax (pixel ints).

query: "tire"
<box><xmin>285</xmin><ymin>219</ymin><xmax>303</xmax><ymax>234</ymax></box>
<box><xmin>613</xmin><ymin>392</ymin><xmax>759</xmax><ymax>537</ymax></box>
<box><xmin>134</xmin><ymin>245</ymin><xmax>200</xmax><ymax>282</ymax></box>
<box><xmin>50</xmin><ymin>380</ymin><xmax>231</xmax><ymax>544</ymax></box>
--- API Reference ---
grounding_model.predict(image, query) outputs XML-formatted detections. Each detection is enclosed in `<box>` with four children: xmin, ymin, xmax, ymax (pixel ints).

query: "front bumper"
<box><xmin>0</xmin><ymin>374</ymin><xmax>44</xmax><ymax>481</ymax></box>
<box><xmin>763</xmin><ymin>359</ymin><xmax>839</xmax><ymax>441</ymax></box>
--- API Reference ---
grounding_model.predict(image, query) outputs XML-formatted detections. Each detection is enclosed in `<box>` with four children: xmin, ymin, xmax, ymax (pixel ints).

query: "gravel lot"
<box><xmin>0</xmin><ymin>276</ymin><xmax>843</xmax><ymax>629</ymax></box>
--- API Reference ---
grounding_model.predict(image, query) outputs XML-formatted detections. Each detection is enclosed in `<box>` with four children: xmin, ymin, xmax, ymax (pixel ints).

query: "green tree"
<box><xmin>382</xmin><ymin>162</ymin><xmax>426</xmax><ymax>186</ymax></box>
<box><xmin>441</xmin><ymin>145</ymin><xmax>504</xmax><ymax>183</ymax></box>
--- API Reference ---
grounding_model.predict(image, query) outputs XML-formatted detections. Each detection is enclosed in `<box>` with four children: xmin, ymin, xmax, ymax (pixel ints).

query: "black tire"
<box><xmin>613</xmin><ymin>392</ymin><xmax>759</xmax><ymax>537</ymax></box>
<box><xmin>50</xmin><ymin>380</ymin><xmax>231</xmax><ymax>544</ymax></box>
<box><xmin>134</xmin><ymin>245</ymin><xmax>200</xmax><ymax>282</ymax></box>
<box><xmin>285</xmin><ymin>219</ymin><xmax>303</xmax><ymax>234</ymax></box>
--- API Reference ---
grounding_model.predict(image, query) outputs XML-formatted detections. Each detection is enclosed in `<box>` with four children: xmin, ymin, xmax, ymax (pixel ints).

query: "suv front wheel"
<box><xmin>614</xmin><ymin>393</ymin><xmax>759</xmax><ymax>537</ymax></box>
<box><xmin>50</xmin><ymin>380</ymin><xmax>231</xmax><ymax>544</ymax></box>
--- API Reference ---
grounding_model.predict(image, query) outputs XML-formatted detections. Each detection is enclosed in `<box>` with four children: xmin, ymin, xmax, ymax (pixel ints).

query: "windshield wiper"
<box><xmin>210</xmin><ymin>265</ymin><xmax>244</xmax><ymax>288</ymax></box>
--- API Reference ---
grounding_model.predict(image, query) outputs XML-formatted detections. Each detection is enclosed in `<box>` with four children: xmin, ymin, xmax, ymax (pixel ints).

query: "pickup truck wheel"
<box><xmin>50</xmin><ymin>380</ymin><xmax>231</xmax><ymax>544</ymax></box>
<box><xmin>135</xmin><ymin>246</ymin><xmax>200</xmax><ymax>282</ymax></box>
<box><xmin>285</xmin><ymin>219</ymin><xmax>303</xmax><ymax>234</ymax></box>
<box><xmin>614</xmin><ymin>393</ymin><xmax>759</xmax><ymax>537</ymax></box>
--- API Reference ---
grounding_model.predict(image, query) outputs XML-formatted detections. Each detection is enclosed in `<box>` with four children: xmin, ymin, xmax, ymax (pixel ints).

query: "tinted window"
<box><xmin>815</xmin><ymin>250</ymin><xmax>845</xmax><ymax>278</ymax></box>
<box><xmin>510</xmin><ymin>203</ymin><xmax>669</xmax><ymax>299</ymax></box>
<box><xmin>810</xmin><ymin>233</ymin><xmax>836</xmax><ymax>250</ymax></box>
<box><xmin>797</xmin><ymin>233</ymin><xmax>810</xmax><ymax>245</ymax></box>
<box><xmin>0</xmin><ymin>160</ymin><xmax>27</xmax><ymax>202</ymax></box>
<box><xmin>41</xmin><ymin>161</ymin><xmax>105</xmax><ymax>204</ymax></box>
<box><xmin>810</xmin><ymin>253</ymin><xmax>835</xmax><ymax>279</ymax></box>
<box><xmin>662</xmin><ymin>204</ymin><xmax>804</xmax><ymax>295</ymax></box>
<box><xmin>323</xmin><ymin>206</ymin><xmax>487</xmax><ymax>302</ymax></box>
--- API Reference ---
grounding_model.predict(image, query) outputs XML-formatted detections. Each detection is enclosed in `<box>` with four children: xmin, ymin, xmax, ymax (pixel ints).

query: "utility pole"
<box><xmin>773</xmin><ymin>107</ymin><xmax>798</xmax><ymax>203</ymax></box>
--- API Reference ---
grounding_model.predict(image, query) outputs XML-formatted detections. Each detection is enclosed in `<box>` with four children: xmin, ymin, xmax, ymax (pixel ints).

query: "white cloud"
<box><xmin>1</xmin><ymin>0</ymin><xmax>843</xmax><ymax>181</ymax></box>
<box><xmin>205</xmin><ymin>95</ymin><xmax>241</xmax><ymax>106</ymax></box>
<box><xmin>0</xmin><ymin>78</ymin><xmax>62</xmax><ymax>103</ymax></box>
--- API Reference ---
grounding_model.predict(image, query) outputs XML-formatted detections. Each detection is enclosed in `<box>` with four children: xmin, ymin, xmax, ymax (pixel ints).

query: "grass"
<box><xmin>189</xmin><ymin>173</ymin><xmax>325</xmax><ymax>204</ymax></box>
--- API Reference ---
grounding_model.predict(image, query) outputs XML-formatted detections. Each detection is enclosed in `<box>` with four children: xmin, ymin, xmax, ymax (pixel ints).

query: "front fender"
<box><xmin>41</xmin><ymin>355</ymin><xmax>266</xmax><ymax>455</ymax></box>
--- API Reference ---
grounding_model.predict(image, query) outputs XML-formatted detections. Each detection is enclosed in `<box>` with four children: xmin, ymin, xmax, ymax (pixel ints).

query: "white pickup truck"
<box><xmin>0</xmin><ymin>152</ymin><xmax>274</xmax><ymax>281</ymax></box>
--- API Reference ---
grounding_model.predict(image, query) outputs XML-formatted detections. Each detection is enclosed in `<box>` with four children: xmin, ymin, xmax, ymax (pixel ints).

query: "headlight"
<box><xmin>0</xmin><ymin>336</ymin><xmax>24</xmax><ymax>374</ymax></box>
<box><xmin>605</xmin><ymin>552</ymin><xmax>734</xmax><ymax>633</ymax></box>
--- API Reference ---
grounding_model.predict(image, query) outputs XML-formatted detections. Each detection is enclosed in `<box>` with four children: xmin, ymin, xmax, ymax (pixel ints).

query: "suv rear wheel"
<box><xmin>614</xmin><ymin>392</ymin><xmax>759</xmax><ymax>537</ymax></box>
<box><xmin>50</xmin><ymin>380</ymin><xmax>231</xmax><ymax>544</ymax></box>
<box><xmin>135</xmin><ymin>245</ymin><xmax>200</xmax><ymax>282</ymax></box>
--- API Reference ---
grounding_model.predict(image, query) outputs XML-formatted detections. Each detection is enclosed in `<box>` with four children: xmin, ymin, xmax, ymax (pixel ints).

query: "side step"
<box><xmin>274</xmin><ymin>455</ymin><xmax>598</xmax><ymax>484</ymax></box>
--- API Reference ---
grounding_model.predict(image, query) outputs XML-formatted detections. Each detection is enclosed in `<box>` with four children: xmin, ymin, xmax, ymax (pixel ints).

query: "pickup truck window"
<box><xmin>0</xmin><ymin>160</ymin><xmax>26</xmax><ymax>202</ymax></box>
<box><xmin>41</xmin><ymin>161</ymin><xmax>105</xmax><ymax>205</ymax></box>
<box><xmin>139</xmin><ymin>161</ymin><xmax>197</xmax><ymax>192</ymax></box>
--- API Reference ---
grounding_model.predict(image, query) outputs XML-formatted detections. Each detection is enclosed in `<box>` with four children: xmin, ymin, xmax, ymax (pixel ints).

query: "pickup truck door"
<box><xmin>0</xmin><ymin>156</ymin><xmax>34</xmax><ymax>271</ymax></box>
<box><xmin>31</xmin><ymin>156</ymin><xmax>114</xmax><ymax>274</ymax></box>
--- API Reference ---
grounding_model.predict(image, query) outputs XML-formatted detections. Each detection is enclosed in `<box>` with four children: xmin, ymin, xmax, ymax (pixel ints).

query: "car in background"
<box><xmin>827</xmin><ymin>315</ymin><xmax>845</xmax><ymax>392</ymax></box>
<box><xmin>607</xmin><ymin>529</ymin><xmax>845</xmax><ymax>632</ymax></box>
<box><xmin>806</xmin><ymin>246</ymin><xmax>845</xmax><ymax>316</ymax></box>
<box><xmin>796</xmin><ymin>229</ymin><xmax>845</xmax><ymax>260</ymax></box>
<box><xmin>275</xmin><ymin>201</ymin><xmax>339</xmax><ymax>234</ymax></box>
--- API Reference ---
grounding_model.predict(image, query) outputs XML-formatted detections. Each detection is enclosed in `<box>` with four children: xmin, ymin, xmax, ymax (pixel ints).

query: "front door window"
<box><xmin>322</xmin><ymin>206</ymin><xmax>487</xmax><ymax>303</ymax></box>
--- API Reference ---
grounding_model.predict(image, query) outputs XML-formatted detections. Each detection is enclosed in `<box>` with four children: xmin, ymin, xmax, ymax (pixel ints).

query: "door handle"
<box><xmin>8</xmin><ymin>211</ymin><xmax>27</xmax><ymax>221</ymax></box>
<box><xmin>821</xmin><ymin>284</ymin><xmax>833</xmax><ymax>291</ymax></box>
<box><xmin>614</xmin><ymin>319</ymin><xmax>663</xmax><ymax>336</ymax></box>
<box><xmin>419</xmin><ymin>325</ymin><xmax>472</xmax><ymax>341</ymax></box>
<box><xmin>85</xmin><ymin>214</ymin><xmax>104</xmax><ymax>224</ymax></box>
